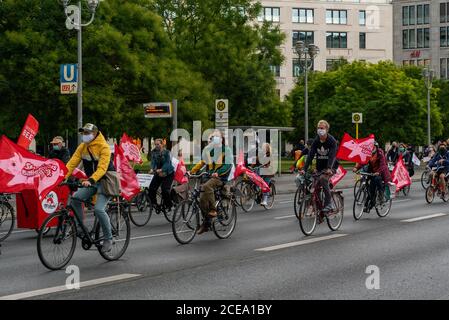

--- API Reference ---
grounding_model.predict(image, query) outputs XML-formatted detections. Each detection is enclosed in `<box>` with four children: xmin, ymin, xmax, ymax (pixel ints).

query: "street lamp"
<box><xmin>295</xmin><ymin>41</ymin><xmax>319</xmax><ymax>142</ymax></box>
<box><xmin>422</xmin><ymin>66</ymin><xmax>434</xmax><ymax>147</ymax></box>
<box><xmin>60</xmin><ymin>0</ymin><xmax>100</xmax><ymax>145</ymax></box>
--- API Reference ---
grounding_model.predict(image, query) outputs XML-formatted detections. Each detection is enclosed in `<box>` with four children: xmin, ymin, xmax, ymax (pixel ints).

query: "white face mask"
<box><xmin>82</xmin><ymin>133</ymin><xmax>95</xmax><ymax>143</ymax></box>
<box><xmin>212</xmin><ymin>136</ymin><xmax>221</xmax><ymax>145</ymax></box>
<box><xmin>317</xmin><ymin>129</ymin><xmax>327</xmax><ymax>137</ymax></box>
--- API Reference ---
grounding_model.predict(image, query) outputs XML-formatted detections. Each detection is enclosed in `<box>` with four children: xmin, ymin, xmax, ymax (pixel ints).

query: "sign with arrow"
<box><xmin>60</xmin><ymin>64</ymin><xmax>78</xmax><ymax>94</ymax></box>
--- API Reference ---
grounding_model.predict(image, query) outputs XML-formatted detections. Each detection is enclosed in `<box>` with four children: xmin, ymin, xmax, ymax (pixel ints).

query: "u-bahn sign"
<box><xmin>352</xmin><ymin>113</ymin><xmax>363</xmax><ymax>124</ymax></box>
<box><xmin>143</xmin><ymin>102</ymin><xmax>172</xmax><ymax>118</ymax></box>
<box><xmin>215</xmin><ymin>99</ymin><xmax>229</xmax><ymax>130</ymax></box>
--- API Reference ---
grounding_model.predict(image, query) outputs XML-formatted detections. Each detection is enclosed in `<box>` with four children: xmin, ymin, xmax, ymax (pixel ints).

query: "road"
<box><xmin>1</xmin><ymin>181</ymin><xmax>449</xmax><ymax>300</ymax></box>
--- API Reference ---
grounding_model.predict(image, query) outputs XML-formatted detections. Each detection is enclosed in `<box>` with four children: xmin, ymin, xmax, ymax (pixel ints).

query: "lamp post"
<box><xmin>422</xmin><ymin>67</ymin><xmax>434</xmax><ymax>147</ymax></box>
<box><xmin>60</xmin><ymin>0</ymin><xmax>100</xmax><ymax>145</ymax></box>
<box><xmin>295</xmin><ymin>41</ymin><xmax>319</xmax><ymax>142</ymax></box>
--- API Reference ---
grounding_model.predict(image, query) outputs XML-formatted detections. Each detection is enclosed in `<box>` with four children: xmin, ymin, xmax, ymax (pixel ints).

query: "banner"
<box><xmin>391</xmin><ymin>156</ymin><xmax>412</xmax><ymax>191</ymax></box>
<box><xmin>0</xmin><ymin>135</ymin><xmax>67</xmax><ymax>200</ymax></box>
<box><xmin>330</xmin><ymin>165</ymin><xmax>347</xmax><ymax>188</ymax></box>
<box><xmin>120</xmin><ymin>133</ymin><xmax>143</xmax><ymax>164</ymax></box>
<box><xmin>17</xmin><ymin>114</ymin><xmax>39</xmax><ymax>149</ymax></box>
<box><xmin>174</xmin><ymin>157</ymin><xmax>188</xmax><ymax>184</ymax></box>
<box><xmin>113</xmin><ymin>144</ymin><xmax>141</xmax><ymax>201</ymax></box>
<box><xmin>412</xmin><ymin>153</ymin><xmax>421</xmax><ymax>166</ymax></box>
<box><xmin>336</xmin><ymin>133</ymin><xmax>375</xmax><ymax>165</ymax></box>
<box><xmin>231</xmin><ymin>152</ymin><xmax>270</xmax><ymax>192</ymax></box>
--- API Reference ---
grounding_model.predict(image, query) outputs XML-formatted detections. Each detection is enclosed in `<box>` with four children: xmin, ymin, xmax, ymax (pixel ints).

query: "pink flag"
<box><xmin>113</xmin><ymin>144</ymin><xmax>141</xmax><ymax>201</ymax></box>
<box><xmin>233</xmin><ymin>152</ymin><xmax>247</xmax><ymax>179</ymax></box>
<box><xmin>245</xmin><ymin>169</ymin><xmax>271</xmax><ymax>193</ymax></box>
<box><xmin>72</xmin><ymin>168</ymin><xmax>88</xmax><ymax>180</ymax></box>
<box><xmin>391</xmin><ymin>155</ymin><xmax>411</xmax><ymax>191</ymax></box>
<box><xmin>120</xmin><ymin>133</ymin><xmax>143</xmax><ymax>164</ymax></box>
<box><xmin>330</xmin><ymin>165</ymin><xmax>347</xmax><ymax>188</ymax></box>
<box><xmin>174</xmin><ymin>157</ymin><xmax>188</xmax><ymax>184</ymax></box>
<box><xmin>336</xmin><ymin>133</ymin><xmax>375</xmax><ymax>165</ymax></box>
<box><xmin>0</xmin><ymin>135</ymin><xmax>67</xmax><ymax>200</ymax></box>
<box><xmin>17</xmin><ymin>114</ymin><xmax>39</xmax><ymax>149</ymax></box>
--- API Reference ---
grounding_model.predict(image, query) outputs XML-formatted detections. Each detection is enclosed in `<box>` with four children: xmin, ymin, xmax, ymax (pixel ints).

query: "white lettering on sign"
<box><xmin>41</xmin><ymin>191</ymin><xmax>59</xmax><ymax>214</ymax></box>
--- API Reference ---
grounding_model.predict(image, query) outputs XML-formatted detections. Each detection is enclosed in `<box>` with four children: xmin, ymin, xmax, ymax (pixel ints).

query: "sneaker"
<box><xmin>322</xmin><ymin>204</ymin><xmax>334</xmax><ymax>213</ymax></box>
<box><xmin>208</xmin><ymin>210</ymin><xmax>217</xmax><ymax>218</ymax></box>
<box><xmin>101</xmin><ymin>239</ymin><xmax>113</xmax><ymax>253</ymax></box>
<box><xmin>261</xmin><ymin>195</ymin><xmax>269</xmax><ymax>206</ymax></box>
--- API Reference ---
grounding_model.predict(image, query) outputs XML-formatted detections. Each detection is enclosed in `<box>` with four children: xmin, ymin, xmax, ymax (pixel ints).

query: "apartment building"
<box><xmin>393</xmin><ymin>0</ymin><xmax>449</xmax><ymax>79</ymax></box>
<box><xmin>258</xmin><ymin>0</ymin><xmax>393</xmax><ymax>98</ymax></box>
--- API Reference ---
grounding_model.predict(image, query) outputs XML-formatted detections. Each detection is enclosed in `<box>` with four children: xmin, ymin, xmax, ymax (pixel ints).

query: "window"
<box><xmin>417</xmin><ymin>5</ymin><xmax>423</xmax><ymax>25</ymax></box>
<box><xmin>326</xmin><ymin>10</ymin><xmax>347</xmax><ymax>24</ymax></box>
<box><xmin>417</xmin><ymin>28</ymin><xmax>424</xmax><ymax>48</ymax></box>
<box><xmin>359</xmin><ymin>10</ymin><xmax>366</xmax><ymax>26</ymax></box>
<box><xmin>292</xmin><ymin>8</ymin><xmax>314</xmax><ymax>23</ymax></box>
<box><xmin>409</xmin><ymin>6</ymin><xmax>416</xmax><ymax>25</ymax></box>
<box><xmin>270</xmin><ymin>65</ymin><xmax>280</xmax><ymax>77</ymax></box>
<box><xmin>403</xmin><ymin>60</ymin><xmax>410</xmax><ymax>66</ymax></box>
<box><xmin>292</xmin><ymin>31</ymin><xmax>314</xmax><ymax>46</ymax></box>
<box><xmin>441</xmin><ymin>58</ymin><xmax>448</xmax><ymax>79</ymax></box>
<box><xmin>326</xmin><ymin>32</ymin><xmax>348</xmax><ymax>48</ymax></box>
<box><xmin>424</xmin><ymin>28</ymin><xmax>430</xmax><ymax>48</ymax></box>
<box><xmin>441</xmin><ymin>3</ymin><xmax>447</xmax><ymax>23</ymax></box>
<box><xmin>442</xmin><ymin>27</ymin><xmax>449</xmax><ymax>47</ymax></box>
<box><xmin>409</xmin><ymin>29</ymin><xmax>416</xmax><ymax>48</ymax></box>
<box><xmin>424</xmin><ymin>4</ymin><xmax>430</xmax><ymax>24</ymax></box>
<box><xmin>403</xmin><ymin>6</ymin><xmax>409</xmax><ymax>26</ymax></box>
<box><xmin>359</xmin><ymin>32</ymin><xmax>366</xmax><ymax>49</ymax></box>
<box><xmin>258</xmin><ymin>7</ymin><xmax>280</xmax><ymax>22</ymax></box>
<box><xmin>403</xmin><ymin>30</ymin><xmax>409</xmax><ymax>49</ymax></box>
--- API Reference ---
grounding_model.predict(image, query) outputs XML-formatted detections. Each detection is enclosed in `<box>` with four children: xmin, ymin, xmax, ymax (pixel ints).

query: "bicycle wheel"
<box><xmin>172</xmin><ymin>200</ymin><xmax>198</xmax><ymax>244</ymax></box>
<box><xmin>163</xmin><ymin>207</ymin><xmax>174</xmax><ymax>223</ymax></box>
<box><xmin>129</xmin><ymin>195</ymin><xmax>153</xmax><ymax>227</ymax></box>
<box><xmin>425</xmin><ymin>186</ymin><xmax>435</xmax><ymax>204</ymax></box>
<box><xmin>442</xmin><ymin>185</ymin><xmax>449</xmax><ymax>202</ymax></box>
<box><xmin>353</xmin><ymin>179</ymin><xmax>362</xmax><ymax>197</ymax></box>
<box><xmin>294</xmin><ymin>186</ymin><xmax>305</xmax><ymax>220</ymax></box>
<box><xmin>375</xmin><ymin>191</ymin><xmax>392</xmax><ymax>218</ymax></box>
<box><xmin>213</xmin><ymin>199</ymin><xmax>237</xmax><ymax>239</ymax></box>
<box><xmin>134</xmin><ymin>191</ymin><xmax>148</xmax><ymax>212</ymax></box>
<box><xmin>353</xmin><ymin>187</ymin><xmax>366</xmax><ymax>221</ymax></box>
<box><xmin>0</xmin><ymin>200</ymin><xmax>15</xmax><ymax>242</ymax></box>
<box><xmin>263</xmin><ymin>183</ymin><xmax>276</xmax><ymax>210</ymax></box>
<box><xmin>37</xmin><ymin>211</ymin><xmax>77</xmax><ymax>270</ymax></box>
<box><xmin>327</xmin><ymin>192</ymin><xmax>344</xmax><ymax>231</ymax></box>
<box><xmin>421</xmin><ymin>170</ymin><xmax>430</xmax><ymax>189</ymax></box>
<box><xmin>237</xmin><ymin>181</ymin><xmax>255</xmax><ymax>212</ymax></box>
<box><xmin>299</xmin><ymin>195</ymin><xmax>317</xmax><ymax>236</ymax></box>
<box><xmin>97</xmin><ymin>203</ymin><xmax>131</xmax><ymax>261</ymax></box>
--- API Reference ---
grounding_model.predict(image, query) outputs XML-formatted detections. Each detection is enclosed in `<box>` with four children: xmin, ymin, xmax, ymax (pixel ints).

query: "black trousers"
<box><xmin>368</xmin><ymin>176</ymin><xmax>384</xmax><ymax>208</ymax></box>
<box><xmin>149</xmin><ymin>173</ymin><xmax>174</xmax><ymax>208</ymax></box>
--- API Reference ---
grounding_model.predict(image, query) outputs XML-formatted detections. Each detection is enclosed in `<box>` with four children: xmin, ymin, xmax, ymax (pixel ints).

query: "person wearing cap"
<box><xmin>353</xmin><ymin>141</ymin><xmax>392</xmax><ymax>212</ymax></box>
<box><xmin>48</xmin><ymin>136</ymin><xmax>71</xmax><ymax>164</ymax></box>
<box><xmin>65</xmin><ymin>123</ymin><xmax>116</xmax><ymax>253</ymax></box>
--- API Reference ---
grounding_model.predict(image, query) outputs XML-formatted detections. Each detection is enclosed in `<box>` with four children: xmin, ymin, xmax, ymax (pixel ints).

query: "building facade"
<box><xmin>393</xmin><ymin>0</ymin><xmax>449</xmax><ymax>79</ymax></box>
<box><xmin>258</xmin><ymin>0</ymin><xmax>394</xmax><ymax>98</ymax></box>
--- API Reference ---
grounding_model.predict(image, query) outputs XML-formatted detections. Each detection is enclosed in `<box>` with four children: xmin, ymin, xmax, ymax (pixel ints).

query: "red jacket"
<box><xmin>356</xmin><ymin>148</ymin><xmax>392</xmax><ymax>183</ymax></box>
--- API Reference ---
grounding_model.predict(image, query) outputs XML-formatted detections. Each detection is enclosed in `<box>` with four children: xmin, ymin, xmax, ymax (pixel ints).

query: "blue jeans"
<box><xmin>70</xmin><ymin>183</ymin><xmax>112</xmax><ymax>240</ymax></box>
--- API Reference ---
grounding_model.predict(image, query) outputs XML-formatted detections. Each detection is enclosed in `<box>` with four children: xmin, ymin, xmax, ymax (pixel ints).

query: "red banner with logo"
<box><xmin>330</xmin><ymin>165</ymin><xmax>347</xmax><ymax>188</ymax></box>
<box><xmin>391</xmin><ymin>155</ymin><xmax>411</xmax><ymax>191</ymax></box>
<box><xmin>120</xmin><ymin>133</ymin><xmax>142</xmax><ymax>164</ymax></box>
<box><xmin>17</xmin><ymin>114</ymin><xmax>39</xmax><ymax>149</ymax></box>
<box><xmin>114</xmin><ymin>143</ymin><xmax>141</xmax><ymax>201</ymax></box>
<box><xmin>336</xmin><ymin>133</ymin><xmax>375</xmax><ymax>165</ymax></box>
<box><xmin>0</xmin><ymin>135</ymin><xmax>67</xmax><ymax>200</ymax></box>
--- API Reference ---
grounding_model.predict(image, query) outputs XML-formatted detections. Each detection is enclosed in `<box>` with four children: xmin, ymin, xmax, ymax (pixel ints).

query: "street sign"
<box><xmin>143</xmin><ymin>102</ymin><xmax>172</xmax><ymax>118</ymax></box>
<box><xmin>60</xmin><ymin>64</ymin><xmax>78</xmax><ymax>94</ymax></box>
<box><xmin>352</xmin><ymin>113</ymin><xmax>363</xmax><ymax>124</ymax></box>
<box><xmin>215</xmin><ymin>99</ymin><xmax>229</xmax><ymax>130</ymax></box>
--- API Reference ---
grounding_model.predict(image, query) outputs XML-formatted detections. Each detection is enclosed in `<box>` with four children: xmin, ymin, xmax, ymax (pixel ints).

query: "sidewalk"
<box><xmin>275</xmin><ymin>167</ymin><xmax>425</xmax><ymax>195</ymax></box>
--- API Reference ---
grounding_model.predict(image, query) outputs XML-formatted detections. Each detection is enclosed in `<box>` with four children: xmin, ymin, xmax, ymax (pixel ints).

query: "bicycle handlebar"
<box><xmin>186</xmin><ymin>171</ymin><xmax>210</xmax><ymax>179</ymax></box>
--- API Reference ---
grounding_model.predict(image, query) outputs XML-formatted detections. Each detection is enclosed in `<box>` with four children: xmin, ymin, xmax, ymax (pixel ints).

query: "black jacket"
<box><xmin>49</xmin><ymin>147</ymin><xmax>71</xmax><ymax>164</ymax></box>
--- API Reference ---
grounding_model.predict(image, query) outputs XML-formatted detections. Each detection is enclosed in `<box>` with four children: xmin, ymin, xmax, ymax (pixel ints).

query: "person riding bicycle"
<box><xmin>387</xmin><ymin>141</ymin><xmax>399</xmax><ymax>165</ymax></box>
<box><xmin>65</xmin><ymin>123</ymin><xmax>116</xmax><ymax>253</ymax></box>
<box><xmin>148</xmin><ymin>138</ymin><xmax>174</xmax><ymax>212</ymax></box>
<box><xmin>300</xmin><ymin>120</ymin><xmax>338</xmax><ymax>213</ymax></box>
<box><xmin>427</xmin><ymin>142</ymin><xmax>449</xmax><ymax>195</ymax></box>
<box><xmin>190</xmin><ymin>129</ymin><xmax>233</xmax><ymax>235</ymax></box>
<box><xmin>251</xmin><ymin>142</ymin><xmax>274</xmax><ymax>206</ymax></box>
<box><xmin>353</xmin><ymin>141</ymin><xmax>392</xmax><ymax>212</ymax></box>
<box><xmin>48</xmin><ymin>136</ymin><xmax>71</xmax><ymax>164</ymax></box>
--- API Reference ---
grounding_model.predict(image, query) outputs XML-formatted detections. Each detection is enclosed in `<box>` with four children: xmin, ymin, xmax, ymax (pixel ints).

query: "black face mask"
<box><xmin>440</xmin><ymin>148</ymin><xmax>446</xmax><ymax>155</ymax></box>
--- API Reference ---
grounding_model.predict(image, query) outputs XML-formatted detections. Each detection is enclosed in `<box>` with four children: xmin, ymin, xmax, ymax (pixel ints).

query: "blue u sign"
<box><xmin>60</xmin><ymin>64</ymin><xmax>78</xmax><ymax>83</ymax></box>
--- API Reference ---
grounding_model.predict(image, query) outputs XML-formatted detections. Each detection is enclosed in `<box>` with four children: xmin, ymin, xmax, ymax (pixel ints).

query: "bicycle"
<box><xmin>0</xmin><ymin>194</ymin><xmax>15</xmax><ymax>242</ymax></box>
<box><xmin>37</xmin><ymin>181</ymin><xmax>131</xmax><ymax>270</ymax></box>
<box><xmin>171</xmin><ymin>172</ymin><xmax>237</xmax><ymax>244</ymax></box>
<box><xmin>421</xmin><ymin>166</ymin><xmax>432</xmax><ymax>190</ymax></box>
<box><xmin>298</xmin><ymin>171</ymin><xmax>344</xmax><ymax>236</ymax></box>
<box><xmin>353</xmin><ymin>172</ymin><xmax>393</xmax><ymax>220</ymax></box>
<box><xmin>293</xmin><ymin>172</ymin><xmax>313</xmax><ymax>220</ymax></box>
<box><xmin>425</xmin><ymin>166</ymin><xmax>449</xmax><ymax>204</ymax></box>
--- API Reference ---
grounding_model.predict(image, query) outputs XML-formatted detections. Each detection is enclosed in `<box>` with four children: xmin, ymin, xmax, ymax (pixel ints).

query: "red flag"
<box><xmin>120</xmin><ymin>133</ymin><xmax>143</xmax><ymax>164</ymax></box>
<box><xmin>330</xmin><ymin>165</ymin><xmax>347</xmax><ymax>188</ymax></box>
<box><xmin>113</xmin><ymin>144</ymin><xmax>140</xmax><ymax>201</ymax></box>
<box><xmin>391</xmin><ymin>155</ymin><xmax>411</xmax><ymax>191</ymax></box>
<box><xmin>174</xmin><ymin>157</ymin><xmax>188</xmax><ymax>184</ymax></box>
<box><xmin>336</xmin><ymin>133</ymin><xmax>375</xmax><ymax>165</ymax></box>
<box><xmin>72</xmin><ymin>168</ymin><xmax>88</xmax><ymax>180</ymax></box>
<box><xmin>0</xmin><ymin>135</ymin><xmax>67</xmax><ymax>200</ymax></box>
<box><xmin>233</xmin><ymin>152</ymin><xmax>247</xmax><ymax>179</ymax></box>
<box><xmin>17</xmin><ymin>114</ymin><xmax>39</xmax><ymax>149</ymax></box>
<box><xmin>245</xmin><ymin>169</ymin><xmax>270</xmax><ymax>193</ymax></box>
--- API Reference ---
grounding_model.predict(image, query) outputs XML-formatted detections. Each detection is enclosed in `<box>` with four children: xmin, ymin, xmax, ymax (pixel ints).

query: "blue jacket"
<box><xmin>428</xmin><ymin>151</ymin><xmax>449</xmax><ymax>170</ymax></box>
<box><xmin>150</xmin><ymin>148</ymin><xmax>174</xmax><ymax>175</ymax></box>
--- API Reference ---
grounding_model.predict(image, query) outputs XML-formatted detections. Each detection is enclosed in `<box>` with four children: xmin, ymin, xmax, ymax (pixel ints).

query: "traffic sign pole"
<box><xmin>356</xmin><ymin>123</ymin><xmax>359</xmax><ymax>140</ymax></box>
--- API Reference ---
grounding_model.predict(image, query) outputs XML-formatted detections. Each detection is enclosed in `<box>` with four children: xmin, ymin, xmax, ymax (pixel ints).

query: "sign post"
<box><xmin>352</xmin><ymin>113</ymin><xmax>363</xmax><ymax>139</ymax></box>
<box><xmin>215</xmin><ymin>99</ymin><xmax>229</xmax><ymax>132</ymax></box>
<box><xmin>60</xmin><ymin>64</ymin><xmax>78</xmax><ymax>94</ymax></box>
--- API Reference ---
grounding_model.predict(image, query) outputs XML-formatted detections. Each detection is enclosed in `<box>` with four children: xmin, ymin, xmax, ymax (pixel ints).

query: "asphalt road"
<box><xmin>1</xmin><ymin>180</ymin><xmax>449</xmax><ymax>300</ymax></box>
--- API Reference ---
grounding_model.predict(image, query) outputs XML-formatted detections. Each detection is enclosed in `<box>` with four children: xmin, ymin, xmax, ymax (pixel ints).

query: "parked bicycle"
<box><xmin>37</xmin><ymin>180</ymin><xmax>131</xmax><ymax>270</ymax></box>
<box><xmin>171</xmin><ymin>172</ymin><xmax>237</xmax><ymax>244</ymax></box>
<box><xmin>0</xmin><ymin>193</ymin><xmax>14</xmax><ymax>242</ymax></box>
<box><xmin>298</xmin><ymin>172</ymin><xmax>344</xmax><ymax>236</ymax></box>
<box><xmin>353</xmin><ymin>172</ymin><xmax>393</xmax><ymax>220</ymax></box>
<box><xmin>425</xmin><ymin>166</ymin><xmax>449</xmax><ymax>204</ymax></box>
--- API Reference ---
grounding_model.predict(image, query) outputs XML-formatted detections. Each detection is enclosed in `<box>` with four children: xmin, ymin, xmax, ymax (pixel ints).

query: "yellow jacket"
<box><xmin>65</xmin><ymin>132</ymin><xmax>112</xmax><ymax>183</ymax></box>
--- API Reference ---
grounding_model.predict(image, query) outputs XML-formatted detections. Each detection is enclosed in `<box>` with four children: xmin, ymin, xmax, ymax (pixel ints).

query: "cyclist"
<box><xmin>300</xmin><ymin>120</ymin><xmax>338</xmax><ymax>213</ymax></box>
<box><xmin>252</xmin><ymin>142</ymin><xmax>274</xmax><ymax>206</ymax></box>
<box><xmin>49</xmin><ymin>136</ymin><xmax>70</xmax><ymax>164</ymax></box>
<box><xmin>148</xmin><ymin>138</ymin><xmax>174</xmax><ymax>211</ymax></box>
<box><xmin>65</xmin><ymin>123</ymin><xmax>116</xmax><ymax>253</ymax></box>
<box><xmin>428</xmin><ymin>142</ymin><xmax>449</xmax><ymax>195</ymax></box>
<box><xmin>190</xmin><ymin>129</ymin><xmax>233</xmax><ymax>235</ymax></box>
<box><xmin>386</xmin><ymin>141</ymin><xmax>399</xmax><ymax>165</ymax></box>
<box><xmin>353</xmin><ymin>141</ymin><xmax>392</xmax><ymax>212</ymax></box>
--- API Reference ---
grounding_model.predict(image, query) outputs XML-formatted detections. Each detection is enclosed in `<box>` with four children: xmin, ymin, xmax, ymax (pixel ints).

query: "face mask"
<box><xmin>212</xmin><ymin>136</ymin><xmax>221</xmax><ymax>145</ymax></box>
<box><xmin>82</xmin><ymin>134</ymin><xmax>95</xmax><ymax>143</ymax></box>
<box><xmin>52</xmin><ymin>145</ymin><xmax>60</xmax><ymax>151</ymax></box>
<box><xmin>399</xmin><ymin>147</ymin><xmax>405</xmax><ymax>153</ymax></box>
<box><xmin>317</xmin><ymin>129</ymin><xmax>326</xmax><ymax>137</ymax></box>
<box><xmin>440</xmin><ymin>148</ymin><xmax>446</xmax><ymax>155</ymax></box>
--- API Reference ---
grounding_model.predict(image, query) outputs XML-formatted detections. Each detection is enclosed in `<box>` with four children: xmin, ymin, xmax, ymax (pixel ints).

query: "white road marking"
<box><xmin>401</xmin><ymin>213</ymin><xmax>447</xmax><ymax>223</ymax></box>
<box><xmin>278</xmin><ymin>200</ymin><xmax>293</xmax><ymax>204</ymax></box>
<box><xmin>255</xmin><ymin>234</ymin><xmax>348</xmax><ymax>252</ymax></box>
<box><xmin>274</xmin><ymin>215</ymin><xmax>296</xmax><ymax>220</ymax></box>
<box><xmin>393</xmin><ymin>199</ymin><xmax>411</xmax><ymax>203</ymax></box>
<box><xmin>130</xmin><ymin>232</ymin><xmax>174</xmax><ymax>241</ymax></box>
<box><xmin>0</xmin><ymin>274</ymin><xmax>141</xmax><ymax>300</ymax></box>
